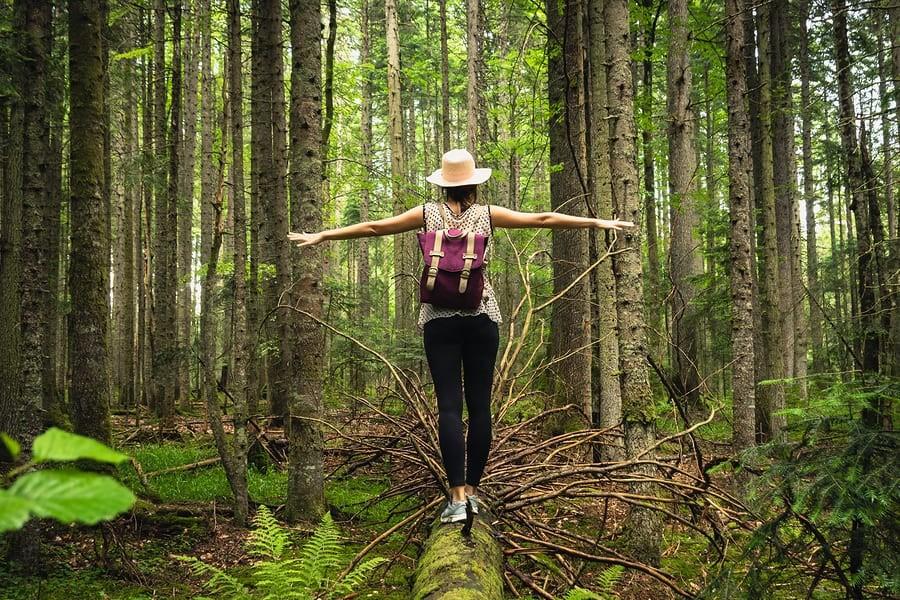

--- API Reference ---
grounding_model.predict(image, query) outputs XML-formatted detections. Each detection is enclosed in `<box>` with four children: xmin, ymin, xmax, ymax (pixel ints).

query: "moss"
<box><xmin>412</xmin><ymin>515</ymin><xmax>503</xmax><ymax>600</ymax></box>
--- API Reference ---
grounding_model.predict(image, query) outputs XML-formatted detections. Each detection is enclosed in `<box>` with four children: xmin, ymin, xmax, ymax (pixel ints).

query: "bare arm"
<box><xmin>288</xmin><ymin>205</ymin><xmax>425</xmax><ymax>247</ymax></box>
<box><xmin>489</xmin><ymin>205</ymin><xmax>634</xmax><ymax>230</ymax></box>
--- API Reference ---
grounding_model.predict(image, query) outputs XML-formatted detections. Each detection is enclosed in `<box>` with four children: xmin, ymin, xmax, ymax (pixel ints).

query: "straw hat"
<box><xmin>426</xmin><ymin>149</ymin><xmax>492</xmax><ymax>187</ymax></box>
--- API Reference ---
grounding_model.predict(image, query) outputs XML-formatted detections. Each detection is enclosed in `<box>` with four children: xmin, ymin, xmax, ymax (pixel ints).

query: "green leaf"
<box><xmin>8</xmin><ymin>469</ymin><xmax>135</xmax><ymax>525</ymax></box>
<box><xmin>0</xmin><ymin>490</ymin><xmax>31</xmax><ymax>532</ymax></box>
<box><xmin>32</xmin><ymin>427</ymin><xmax>129</xmax><ymax>464</ymax></box>
<box><xmin>0</xmin><ymin>432</ymin><xmax>20</xmax><ymax>459</ymax></box>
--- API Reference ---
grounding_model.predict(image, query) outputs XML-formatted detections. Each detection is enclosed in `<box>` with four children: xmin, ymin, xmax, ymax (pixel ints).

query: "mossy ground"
<box><xmin>0</xmin><ymin>433</ymin><xmax>416</xmax><ymax>599</ymax></box>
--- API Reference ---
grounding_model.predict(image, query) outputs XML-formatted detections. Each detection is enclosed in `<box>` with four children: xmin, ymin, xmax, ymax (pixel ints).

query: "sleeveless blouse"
<box><xmin>417</xmin><ymin>202</ymin><xmax>503</xmax><ymax>330</ymax></box>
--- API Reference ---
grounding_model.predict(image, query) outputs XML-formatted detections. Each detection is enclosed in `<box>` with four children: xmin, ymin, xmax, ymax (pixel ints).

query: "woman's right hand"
<box><xmin>288</xmin><ymin>231</ymin><xmax>325</xmax><ymax>247</ymax></box>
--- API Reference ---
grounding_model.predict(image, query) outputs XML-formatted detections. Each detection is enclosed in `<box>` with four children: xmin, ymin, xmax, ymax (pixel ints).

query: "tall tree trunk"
<box><xmin>605</xmin><ymin>0</ymin><xmax>662</xmax><ymax>565</ymax></box>
<box><xmin>151</xmin><ymin>0</ymin><xmax>175</xmax><ymax>424</ymax></box>
<box><xmin>586</xmin><ymin>0</ymin><xmax>622</xmax><ymax>458</ymax></box>
<box><xmin>285</xmin><ymin>0</ymin><xmax>326</xmax><ymax>522</ymax></box>
<box><xmin>69</xmin><ymin>0</ymin><xmax>111</xmax><ymax>441</ymax></box>
<box><xmin>385</xmin><ymin>0</ymin><xmax>410</xmax><ymax>334</ymax></box>
<box><xmin>666</xmin><ymin>0</ymin><xmax>703</xmax><ymax>417</ymax></box>
<box><xmin>225</xmin><ymin>0</ymin><xmax>250</xmax><ymax>526</ymax></box>
<box><xmin>439</xmin><ymin>0</ymin><xmax>451</xmax><ymax>154</ymax></box>
<box><xmin>44</xmin><ymin>7</ymin><xmax>64</xmax><ymax>423</ymax></box>
<box><xmin>754</xmin><ymin>4</ymin><xmax>785</xmax><ymax>440</ymax></box>
<box><xmin>724</xmin><ymin>0</ymin><xmax>756</xmax><ymax>452</ymax></box>
<box><xmin>466</xmin><ymin>0</ymin><xmax>485</xmax><ymax>159</ymax></box>
<box><xmin>769</xmin><ymin>0</ymin><xmax>805</xmax><ymax>399</ymax></box>
<box><xmin>178</xmin><ymin>0</ymin><xmax>199</xmax><ymax>411</ymax></box>
<box><xmin>640</xmin><ymin>0</ymin><xmax>661</xmax><ymax>360</ymax></box>
<box><xmin>352</xmin><ymin>0</ymin><xmax>373</xmax><ymax>394</ymax></box>
<box><xmin>199</xmin><ymin>0</ymin><xmax>215</xmax><ymax>412</ymax></box>
<box><xmin>798</xmin><ymin>0</ymin><xmax>822</xmax><ymax>375</ymax></box>
<box><xmin>546</xmin><ymin>0</ymin><xmax>592</xmax><ymax>425</ymax></box>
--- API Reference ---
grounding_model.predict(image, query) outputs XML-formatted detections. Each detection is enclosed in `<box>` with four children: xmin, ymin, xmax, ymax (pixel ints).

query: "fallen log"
<box><xmin>411</xmin><ymin>507</ymin><xmax>504</xmax><ymax>600</ymax></box>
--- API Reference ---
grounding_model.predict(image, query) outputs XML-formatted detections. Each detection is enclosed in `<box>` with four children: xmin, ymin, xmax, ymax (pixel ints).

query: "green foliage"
<box><xmin>710</xmin><ymin>380</ymin><xmax>899</xmax><ymax>598</ymax></box>
<box><xmin>560</xmin><ymin>565</ymin><xmax>624</xmax><ymax>599</ymax></box>
<box><xmin>181</xmin><ymin>506</ymin><xmax>385</xmax><ymax>599</ymax></box>
<box><xmin>0</xmin><ymin>428</ymin><xmax>135</xmax><ymax>533</ymax></box>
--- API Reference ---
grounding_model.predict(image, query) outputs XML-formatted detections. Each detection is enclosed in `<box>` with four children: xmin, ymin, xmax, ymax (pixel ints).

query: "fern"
<box><xmin>183</xmin><ymin>506</ymin><xmax>384</xmax><ymax>599</ymax></box>
<box><xmin>175</xmin><ymin>555</ymin><xmax>251</xmax><ymax>599</ymax></box>
<box><xmin>561</xmin><ymin>565</ymin><xmax>624</xmax><ymax>600</ymax></box>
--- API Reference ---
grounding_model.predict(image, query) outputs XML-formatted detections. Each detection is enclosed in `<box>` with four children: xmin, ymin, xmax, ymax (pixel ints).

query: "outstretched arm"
<box><xmin>489</xmin><ymin>205</ymin><xmax>634</xmax><ymax>230</ymax></box>
<box><xmin>288</xmin><ymin>205</ymin><xmax>425</xmax><ymax>247</ymax></box>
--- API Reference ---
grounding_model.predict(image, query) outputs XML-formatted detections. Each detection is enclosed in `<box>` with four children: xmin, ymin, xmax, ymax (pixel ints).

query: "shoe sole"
<box><xmin>440</xmin><ymin>513</ymin><xmax>467</xmax><ymax>524</ymax></box>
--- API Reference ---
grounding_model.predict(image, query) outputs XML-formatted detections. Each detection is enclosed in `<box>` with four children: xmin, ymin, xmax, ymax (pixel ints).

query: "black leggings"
<box><xmin>423</xmin><ymin>313</ymin><xmax>500</xmax><ymax>488</ymax></box>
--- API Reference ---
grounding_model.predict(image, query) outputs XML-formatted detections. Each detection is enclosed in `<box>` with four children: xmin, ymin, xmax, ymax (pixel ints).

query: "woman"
<box><xmin>289</xmin><ymin>149</ymin><xmax>633</xmax><ymax>524</ymax></box>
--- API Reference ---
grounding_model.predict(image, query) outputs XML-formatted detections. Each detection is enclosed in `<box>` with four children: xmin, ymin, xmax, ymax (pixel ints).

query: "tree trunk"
<box><xmin>546</xmin><ymin>0</ymin><xmax>592</xmax><ymax>426</ymax></box>
<box><xmin>769</xmin><ymin>0</ymin><xmax>805</xmax><ymax>400</ymax></box>
<box><xmin>724</xmin><ymin>0</ymin><xmax>756</xmax><ymax>453</ymax></box>
<box><xmin>666</xmin><ymin>0</ymin><xmax>703</xmax><ymax>417</ymax></box>
<box><xmin>68</xmin><ymin>0</ymin><xmax>111</xmax><ymax>442</ymax></box>
<box><xmin>605</xmin><ymin>0</ymin><xmax>662</xmax><ymax>565</ymax></box>
<box><xmin>411</xmin><ymin>512</ymin><xmax>503</xmax><ymax>600</ymax></box>
<box><xmin>199</xmin><ymin>0</ymin><xmax>215</xmax><ymax>413</ymax></box>
<box><xmin>151</xmin><ymin>0</ymin><xmax>176</xmax><ymax>425</ymax></box>
<box><xmin>640</xmin><ymin>0</ymin><xmax>661</xmax><ymax>362</ymax></box>
<box><xmin>178</xmin><ymin>0</ymin><xmax>199</xmax><ymax>411</ymax></box>
<box><xmin>352</xmin><ymin>0</ymin><xmax>373</xmax><ymax>395</ymax></box>
<box><xmin>799</xmin><ymin>0</ymin><xmax>822</xmax><ymax>375</ymax></box>
<box><xmin>285</xmin><ymin>0</ymin><xmax>326</xmax><ymax>522</ymax></box>
<box><xmin>466</xmin><ymin>0</ymin><xmax>486</xmax><ymax>160</ymax></box>
<box><xmin>753</xmin><ymin>4</ymin><xmax>785</xmax><ymax>440</ymax></box>
<box><xmin>385</xmin><ymin>0</ymin><xmax>410</xmax><ymax>334</ymax></box>
<box><xmin>586</xmin><ymin>0</ymin><xmax>623</xmax><ymax>458</ymax></box>
<box><xmin>439</xmin><ymin>0</ymin><xmax>451</xmax><ymax>154</ymax></box>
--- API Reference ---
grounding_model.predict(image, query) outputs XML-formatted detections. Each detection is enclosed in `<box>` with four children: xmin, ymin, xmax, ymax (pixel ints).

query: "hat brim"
<box><xmin>426</xmin><ymin>167</ymin><xmax>492</xmax><ymax>187</ymax></box>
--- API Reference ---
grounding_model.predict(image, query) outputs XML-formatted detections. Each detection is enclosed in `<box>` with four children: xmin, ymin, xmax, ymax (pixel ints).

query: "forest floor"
<box><xmin>0</xmin><ymin>410</ymin><xmax>772</xmax><ymax>599</ymax></box>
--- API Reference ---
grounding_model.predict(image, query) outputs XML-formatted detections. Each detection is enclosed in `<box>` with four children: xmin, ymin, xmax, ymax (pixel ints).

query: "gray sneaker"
<box><xmin>466</xmin><ymin>494</ymin><xmax>480</xmax><ymax>515</ymax></box>
<box><xmin>440</xmin><ymin>500</ymin><xmax>468</xmax><ymax>523</ymax></box>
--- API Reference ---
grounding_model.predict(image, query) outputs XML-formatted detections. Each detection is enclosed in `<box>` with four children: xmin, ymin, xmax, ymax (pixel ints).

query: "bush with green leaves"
<box><xmin>0</xmin><ymin>428</ymin><xmax>136</xmax><ymax>532</ymax></box>
<box><xmin>178</xmin><ymin>505</ymin><xmax>385</xmax><ymax>599</ymax></box>
<box><xmin>709</xmin><ymin>379</ymin><xmax>899</xmax><ymax>598</ymax></box>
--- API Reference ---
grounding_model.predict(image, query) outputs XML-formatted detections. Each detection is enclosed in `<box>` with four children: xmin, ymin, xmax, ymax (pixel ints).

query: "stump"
<box><xmin>411</xmin><ymin>508</ymin><xmax>504</xmax><ymax>600</ymax></box>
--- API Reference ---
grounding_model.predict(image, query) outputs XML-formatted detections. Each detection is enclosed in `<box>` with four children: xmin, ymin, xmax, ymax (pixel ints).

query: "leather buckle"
<box><xmin>428</xmin><ymin>267</ymin><xmax>438</xmax><ymax>276</ymax></box>
<box><xmin>462</xmin><ymin>253</ymin><xmax>477</xmax><ymax>260</ymax></box>
<box><xmin>429</xmin><ymin>251</ymin><xmax>445</xmax><ymax>257</ymax></box>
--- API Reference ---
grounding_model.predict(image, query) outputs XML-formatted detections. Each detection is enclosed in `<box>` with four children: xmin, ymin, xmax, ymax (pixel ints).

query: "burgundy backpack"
<box><xmin>416</xmin><ymin>203</ymin><xmax>487</xmax><ymax>310</ymax></box>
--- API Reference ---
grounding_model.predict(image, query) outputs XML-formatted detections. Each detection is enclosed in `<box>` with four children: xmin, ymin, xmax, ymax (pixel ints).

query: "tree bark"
<box><xmin>285</xmin><ymin>0</ymin><xmax>326</xmax><ymax>522</ymax></box>
<box><xmin>68</xmin><ymin>0</ymin><xmax>111</xmax><ymax>442</ymax></box>
<box><xmin>439</xmin><ymin>0</ymin><xmax>451</xmax><ymax>154</ymax></box>
<box><xmin>199</xmin><ymin>0</ymin><xmax>215</xmax><ymax>412</ymax></box>
<box><xmin>546</xmin><ymin>0</ymin><xmax>592</xmax><ymax>426</ymax></box>
<box><xmin>753</xmin><ymin>4</ymin><xmax>785</xmax><ymax>440</ymax></box>
<box><xmin>385</xmin><ymin>0</ymin><xmax>411</xmax><ymax>334</ymax></box>
<box><xmin>798</xmin><ymin>0</ymin><xmax>822</xmax><ymax>375</ymax></box>
<box><xmin>466</xmin><ymin>0</ymin><xmax>486</xmax><ymax>160</ymax></box>
<box><xmin>587</xmin><ymin>0</ymin><xmax>623</xmax><ymax>458</ymax></box>
<box><xmin>666</xmin><ymin>0</ymin><xmax>703</xmax><ymax>417</ymax></box>
<box><xmin>605</xmin><ymin>0</ymin><xmax>662</xmax><ymax>565</ymax></box>
<box><xmin>724</xmin><ymin>0</ymin><xmax>756</xmax><ymax>453</ymax></box>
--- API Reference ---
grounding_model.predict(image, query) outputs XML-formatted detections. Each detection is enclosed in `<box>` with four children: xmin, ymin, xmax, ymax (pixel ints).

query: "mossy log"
<box><xmin>411</xmin><ymin>509</ymin><xmax>504</xmax><ymax>600</ymax></box>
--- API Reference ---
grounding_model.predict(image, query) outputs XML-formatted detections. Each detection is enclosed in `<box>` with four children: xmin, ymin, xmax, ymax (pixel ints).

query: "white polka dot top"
<box><xmin>417</xmin><ymin>202</ymin><xmax>503</xmax><ymax>330</ymax></box>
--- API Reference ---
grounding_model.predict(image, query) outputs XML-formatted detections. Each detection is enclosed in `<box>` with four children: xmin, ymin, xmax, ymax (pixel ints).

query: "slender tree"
<box><xmin>546</xmin><ymin>0</ymin><xmax>592</xmax><ymax>424</ymax></box>
<box><xmin>606</xmin><ymin>0</ymin><xmax>662</xmax><ymax>564</ymax></box>
<box><xmin>666</xmin><ymin>0</ymin><xmax>703</xmax><ymax>416</ymax></box>
<box><xmin>724</xmin><ymin>0</ymin><xmax>756</xmax><ymax>452</ymax></box>
<box><xmin>285</xmin><ymin>0</ymin><xmax>326</xmax><ymax>521</ymax></box>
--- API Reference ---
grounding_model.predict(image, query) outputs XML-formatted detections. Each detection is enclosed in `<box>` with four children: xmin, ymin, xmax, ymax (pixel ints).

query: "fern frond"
<box><xmin>247</xmin><ymin>505</ymin><xmax>292</xmax><ymax>561</ymax></box>
<box><xmin>296</xmin><ymin>512</ymin><xmax>345</xmax><ymax>589</ymax></box>
<box><xmin>174</xmin><ymin>554</ymin><xmax>251</xmax><ymax>599</ymax></box>
<box><xmin>330</xmin><ymin>557</ymin><xmax>388</xmax><ymax>597</ymax></box>
<box><xmin>561</xmin><ymin>566</ymin><xmax>624</xmax><ymax>600</ymax></box>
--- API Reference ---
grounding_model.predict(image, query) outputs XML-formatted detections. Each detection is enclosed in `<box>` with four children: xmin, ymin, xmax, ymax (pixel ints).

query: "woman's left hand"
<box><xmin>288</xmin><ymin>231</ymin><xmax>325</xmax><ymax>247</ymax></box>
<box><xmin>596</xmin><ymin>218</ymin><xmax>635</xmax><ymax>231</ymax></box>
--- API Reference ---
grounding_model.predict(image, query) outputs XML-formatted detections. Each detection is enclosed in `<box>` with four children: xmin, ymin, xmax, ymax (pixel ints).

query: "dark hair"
<box><xmin>445</xmin><ymin>185</ymin><xmax>477</xmax><ymax>211</ymax></box>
